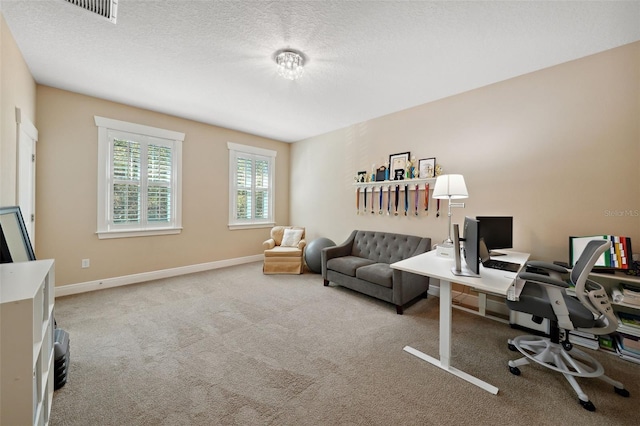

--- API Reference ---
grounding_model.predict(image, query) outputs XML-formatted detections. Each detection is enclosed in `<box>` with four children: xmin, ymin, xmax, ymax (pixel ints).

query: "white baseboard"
<box><xmin>427</xmin><ymin>283</ymin><xmax>509</xmax><ymax>317</ymax></box>
<box><xmin>55</xmin><ymin>254</ymin><xmax>264</xmax><ymax>298</ymax></box>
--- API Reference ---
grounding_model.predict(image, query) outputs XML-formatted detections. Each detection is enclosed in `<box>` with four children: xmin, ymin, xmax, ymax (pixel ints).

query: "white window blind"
<box><xmin>95</xmin><ymin>117</ymin><xmax>184</xmax><ymax>239</ymax></box>
<box><xmin>228</xmin><ymin>142</ymin><xmax>276</xmax><ymax>229</ymax></box>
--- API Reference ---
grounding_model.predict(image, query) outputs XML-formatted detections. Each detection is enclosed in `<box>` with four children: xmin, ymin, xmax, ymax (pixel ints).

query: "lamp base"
<box><xmin>436</xmin><ymin>242</ymin><xmax>454</xmax><ymax>258</ymax></box>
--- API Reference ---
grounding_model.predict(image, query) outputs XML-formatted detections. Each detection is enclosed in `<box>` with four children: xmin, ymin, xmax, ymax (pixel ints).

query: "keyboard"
<box><xmin>483</xmin><ymin>259</ymin><xmax>521</xmax><ymax>273</ymax></box>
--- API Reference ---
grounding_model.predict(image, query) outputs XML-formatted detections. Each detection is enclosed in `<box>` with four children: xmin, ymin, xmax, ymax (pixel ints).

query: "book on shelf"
<box><xmin>616</xmin><ymin>333</ymin><xmax>640</xmax><ymax>357</ymax></box>
<box><xmin>568</xmin><ymin>331</ymin><xmax>599</xmax><ymax>350</ymax></box>
<box><xmin>617</xmin><ymin>311</ymin><xmax>640</xmax><ymax>328</ymax></box>
<box><xmin>598</xmin><ymin>334</ymin><xmax>616</xmax><ymax>352</ymax></box>
<box><xmin>612</xmin><ymin>283</ymin><xmax>640</xmax><ymax>306</ymax></box>
<box><xmin>569</xmin><ymin>235</ymin><xmax>633</xmax><ymax>270</ymax></box>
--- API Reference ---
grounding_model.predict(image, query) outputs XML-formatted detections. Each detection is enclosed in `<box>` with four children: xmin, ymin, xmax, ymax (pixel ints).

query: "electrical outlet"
<box><xmin>81</xmin><ymin>259</ymin><xmax>90</xmax><ymax>268</ymax></box>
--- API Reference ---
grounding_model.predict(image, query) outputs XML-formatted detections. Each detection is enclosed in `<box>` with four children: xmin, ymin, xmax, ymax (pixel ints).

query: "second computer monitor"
<box><xmin>477</xmin><ymin>216</ymin><xmax>513</xmax><ymax>253</ymax></box>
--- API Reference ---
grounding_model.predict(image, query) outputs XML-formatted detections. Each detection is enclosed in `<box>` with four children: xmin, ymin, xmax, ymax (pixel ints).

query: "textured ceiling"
<box><xmin>2</xmin><ymin>1</ymin><xmax>640</xmax><ymax>142</ymax></box>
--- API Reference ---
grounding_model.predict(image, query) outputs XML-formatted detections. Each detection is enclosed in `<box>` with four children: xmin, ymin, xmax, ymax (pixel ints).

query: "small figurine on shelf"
<box><xmin>384</xmin><ymin>160</ymin><xmax>390</xmax><ymax>180</ymax></box>
<box><xmin>371</xmin><ymin>164</ymin><xmax>376</xmax><ymax>182</ymax></box>
<box><xmin>435</xmin><ymin>164</ymin><xmax>443</xmax><ymax>176</ymax></box>
<box><xmin>410</xmin><ymin>155</ymin><xmax>417</xmax><ymax>179</ymax></box>
<box><xmin>405</xmin><ymin>158</ymin><xmax>412</xmax><ymax>179</ymax></box>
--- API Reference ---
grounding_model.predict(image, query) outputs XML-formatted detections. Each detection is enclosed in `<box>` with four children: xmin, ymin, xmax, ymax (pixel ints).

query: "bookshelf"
<box><xmin>589</xmin><ymin>271</ymin><xmax>640</xmax><ymax>362</ymax></box>
<box><xmin>0</xmin><ymin>260</ymin><xmax>55</xmax><ymax>425</ymax></box>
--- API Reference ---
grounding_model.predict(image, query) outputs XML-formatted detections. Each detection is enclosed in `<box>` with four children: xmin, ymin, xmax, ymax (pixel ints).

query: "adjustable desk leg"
<box><xmin>403</xmin><ymin>278</ymin><xmax>499</xmax><ymax>395</ymax></box>
<box><xmin>440</xmin><ymin>279</ymin><xmax>453</xmax><ymax>369</ymax></box>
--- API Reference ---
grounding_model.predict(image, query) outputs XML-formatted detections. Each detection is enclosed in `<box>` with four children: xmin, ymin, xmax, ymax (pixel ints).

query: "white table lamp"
<box><xmin>432</xmin><ymin>174</ymin><xmax>468</xmax><ymax>245</ymax></box>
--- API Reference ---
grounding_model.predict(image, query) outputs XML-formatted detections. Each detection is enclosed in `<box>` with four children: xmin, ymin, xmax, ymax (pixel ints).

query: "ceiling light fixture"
<box><xmin>275</xmin><ymin>49</ymin><xmax>305</xmax><ymax>80</ymax></box>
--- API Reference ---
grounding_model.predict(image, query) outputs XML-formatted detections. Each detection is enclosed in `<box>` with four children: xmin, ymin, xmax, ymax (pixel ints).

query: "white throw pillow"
<box><xmin>281</xmin><ymin>229</ymin><xmax>303</xmax><ymax>247</ymax></box>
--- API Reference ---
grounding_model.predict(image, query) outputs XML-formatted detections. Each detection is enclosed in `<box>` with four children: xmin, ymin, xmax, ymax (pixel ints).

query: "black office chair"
<box><xmin>506</xmin><ymin>239</ymin><xmax>629</xmax><ymax>411</ymax></box>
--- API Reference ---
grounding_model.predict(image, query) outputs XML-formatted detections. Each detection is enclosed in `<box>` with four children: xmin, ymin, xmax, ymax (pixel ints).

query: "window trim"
<box><xmin>95</xmin><ymin>116</ymin><xmax>184</xmax><ymax>239</ymax></box>
<box><xmin>227</xmin><ymin>142</ymin><xmax>276</xmax><ymax>230</ymax></box>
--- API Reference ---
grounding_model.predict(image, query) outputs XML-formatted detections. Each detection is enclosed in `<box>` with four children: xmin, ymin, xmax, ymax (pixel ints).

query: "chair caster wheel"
<box><xmin>509</xmin><ymin>366</ymin><xmax>520</xmax><ymax>376</ymax></box>
<box><xmin>562</xmin><ymin>341</ymin><xmax>573</xmax><ymax>351</ymax></box>
<box><xmin>615</xmin><ymin>387</ymin><xmax>630</xmax><ymax>397</ymax></box>
<box><xmin>579</xmin><ymin>399</ymin><xmax>595</xmax><ymax>411</ymax></box>
<box><xmin>508</xmin><ymin>343</ymin><xmax>517</xmax><ymax>352</ymax></box>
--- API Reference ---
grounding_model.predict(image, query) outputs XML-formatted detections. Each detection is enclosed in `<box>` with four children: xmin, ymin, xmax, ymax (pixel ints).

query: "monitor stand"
<box><xmin>451</xmin><ymin>264</ymin><xmax>480</xmax><ymax>277</ymax></box>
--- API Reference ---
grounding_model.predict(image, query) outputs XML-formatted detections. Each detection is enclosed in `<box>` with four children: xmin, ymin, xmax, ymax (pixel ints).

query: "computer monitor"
<box><xmin>477</xmin><ymin>216</ymin><xmax>513</xmax><ymax>255</ymax></box>
<box><xmin>462</xmin><ymin>216</ymin><xmax>481</xmax><ymax>275</ymax></box>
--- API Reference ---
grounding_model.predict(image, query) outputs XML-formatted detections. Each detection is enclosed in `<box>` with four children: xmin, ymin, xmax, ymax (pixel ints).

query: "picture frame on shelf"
<box><xmin>418</xmin><ymin>157</ymin><xmax>436</xmax><ymax>178</ymax></box>
<box><xmin>389</xmin><ymin>152</ymin><xmax>410</xmax><ymax>180</ymax></box>
<box><xmin>356</xmin><ymin>171</ymin><xmax>367</xmax><ymax>183</ymax></box>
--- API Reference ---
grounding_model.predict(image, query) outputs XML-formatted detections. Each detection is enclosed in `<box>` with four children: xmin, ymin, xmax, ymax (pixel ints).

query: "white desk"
<box><xmin>391</xmin><ymin>249</ymin><xmax>530</xmax><ymax>394</ymax></box>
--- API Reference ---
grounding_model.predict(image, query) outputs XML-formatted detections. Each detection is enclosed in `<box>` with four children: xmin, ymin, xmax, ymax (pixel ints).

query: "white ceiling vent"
<box><xmin>64</xmin><ymin>0</ymin><xmax>118</xmax><ymax>24</ymax></box>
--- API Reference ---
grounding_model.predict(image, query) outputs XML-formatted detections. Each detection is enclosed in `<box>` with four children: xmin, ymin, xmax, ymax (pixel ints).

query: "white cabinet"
<box><xmin>1</xmin><ymin>259</ymin><xmax>55</xmax><ymax>426</ymax></box>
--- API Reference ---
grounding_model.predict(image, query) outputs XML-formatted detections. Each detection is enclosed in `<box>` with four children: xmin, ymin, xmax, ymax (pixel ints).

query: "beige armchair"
<box><xmin>263</xmin><ymin>226</ymin><xmax>306</xmax><ymax>274</ymax></box>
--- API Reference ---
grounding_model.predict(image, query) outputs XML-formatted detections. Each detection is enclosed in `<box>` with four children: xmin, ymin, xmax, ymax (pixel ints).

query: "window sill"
<box><xmin>228</xmin><ymin>222</ymin><xmax>275</xmax><ymax>231</ymax></box>
<box><xmin>97</xmin><ymin>227</ymin><xmax>182</xmax><ymax>239</ymax></box>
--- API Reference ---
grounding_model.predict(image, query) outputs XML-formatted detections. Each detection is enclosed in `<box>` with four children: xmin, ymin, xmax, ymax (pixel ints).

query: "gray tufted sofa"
<box><xmin>321</xmin><ymin>230</ymin><xmax>431</xmax><ymax>314</ymax></box>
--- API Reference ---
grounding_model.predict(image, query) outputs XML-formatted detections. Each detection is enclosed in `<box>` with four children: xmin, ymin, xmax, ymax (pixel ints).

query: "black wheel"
<box><xmin>579</xmin><ymin>399</ymin><xmax>596</xmax><ymax>411</ymax></box>
<box><xmin>509</xmin><ymin>366</ymin><xmax>521</xmax><ymax>376</ymax></box>
<box><xmin>562</xmin><ymin>341</ymin><xmax>573</xmax><ymax>351</ymax></box>
<box><xmin>615</xmin><ymin>387</ymin><xmax>630</xmax><ymax>397</ymax></box>
<box><xmin>508</xmin><ymin>343</ymin><xmax>517</xmax><ymax>352</ymax></box>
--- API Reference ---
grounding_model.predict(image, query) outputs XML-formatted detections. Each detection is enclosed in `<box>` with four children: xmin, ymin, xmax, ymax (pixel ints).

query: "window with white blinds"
<box><xmin>95</xmin><ymin>117</ymin><xmax>184</xmax><ymax>239</ymax></box>
<box><xmin>228</xmin><ymin>142</ymin><xmax>276</xmax><ymax>229</ymax></box>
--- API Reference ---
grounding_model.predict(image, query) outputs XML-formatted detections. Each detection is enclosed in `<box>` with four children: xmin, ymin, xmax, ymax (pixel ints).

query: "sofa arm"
<box><xmin>297</xmin><ymin>239</ymin><xmax>307</xmax><ymax>250</ymax></box>
<box><xmin>263</xmin><ymin>239</ymin><xmax>276</xmax><ymax>250</ymax></box>
<box><xmin>321</xmin><ymin>230</ymin><xmax>357</xmax><ymax>279</ymax></box>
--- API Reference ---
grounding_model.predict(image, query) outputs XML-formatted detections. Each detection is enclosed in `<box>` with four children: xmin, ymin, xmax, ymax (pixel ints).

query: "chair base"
<box><xmin>507</xmin><ymin>335</ymin><xmax>629</xmax><ymax>411</ymax></box>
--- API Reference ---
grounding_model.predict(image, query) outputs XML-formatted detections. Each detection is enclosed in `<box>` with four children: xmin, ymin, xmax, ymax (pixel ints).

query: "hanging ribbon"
<box><xmin>364</xmin><ymin>187</ymin><xmax>367</xmax><ymax>213</ymax></box>
<box><xmin>379</xmin><ymin>186</ymin><xmax>383</xmax><ymax>214</ymax></box>
<box><xmin>387</xmin><ymin>185</ymin><xmax>391</xmax><ymax>215</ymax></box>
<box><xmin>371</xmin><ymin>186</ymin><xmax>375</xmax><ymax>214</ymax></box>
<box><xmin>424</xmin><ymin>183</ymin><xmax>429</xmax><ymax>214</ymax></box>
<box><xmin>415</xmin><ymin>184</ymin><xmax>419</xmax><ymax>216</ymax></box>
<box><xmin>356</xmin><ymin>187</ymin><xmax>360</xmax><ymax>215</ymax></box>
<box><xmin>436</xmin><ymin>199</ymin><xmax>440</xmax><ymax>218</ymax></box>
<box><xmin>394</xmin><ymin>185</ymin><xmax>399</xmax><ymax>216</ymax></box>
<box><xmin>404</xmin><ymin>184</ymin><xmax>409</xmax><ymax>215</ymax></box>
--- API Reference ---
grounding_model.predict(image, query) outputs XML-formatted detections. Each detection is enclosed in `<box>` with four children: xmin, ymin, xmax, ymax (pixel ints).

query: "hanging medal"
<box><xmin>379</xmin><ymin>186</ymin><xmax>383</xmax><ymax>214</ymax></box>
<box><xmin>364</xmin><ymin>187</ymin><xmax>367</xmax><ymax>214</ymax></box>
<box><xmin>387</xmin><ymin>185</ymin><xmax>391</xmax><ymax>215</ymax></box>
<box><xmin>424</xmin><ymin>183</ymin><xmax>429</xmax><ymax>215</ymax></box>
<box><xmin>404</xmin><ymin>184</ymin><xmax>409</xmax><ymax>216</ymax></box>
<box><xmin>356</xmin><ymin>187</ymin><xmax>360</xmax><ymax>215</ymax></box>
<box><xmin>371</xmin><ymin>186</ymin><xmax>375</xmax><ymax>214</ymax></box>
<box><xmin>394</xmin><ymin>185</ymin><xmax>399</xmax><ymax>216</ymax></box>
<box><xmin>414</xmin><ymin>184</ymin><xmax>419</xmax><ymax>216</ymax></box>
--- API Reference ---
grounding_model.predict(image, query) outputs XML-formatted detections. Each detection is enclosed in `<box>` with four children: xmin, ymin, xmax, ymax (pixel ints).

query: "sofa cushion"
<box><xmin>327</xmin><ymin>256</ymin><xmax>375</xmax><ymax>277</ymax></box>
<box><xmin>355</xmin><ymin>263</ymin><xmax>393</xmax><ymax>288</ymax></box>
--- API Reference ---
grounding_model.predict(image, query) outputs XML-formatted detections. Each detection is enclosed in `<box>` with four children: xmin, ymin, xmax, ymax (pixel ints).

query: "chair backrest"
<box><xmin>570</xmin><ymin>239</ymin><xmax>617</xmax><ymax>334</ymax></box>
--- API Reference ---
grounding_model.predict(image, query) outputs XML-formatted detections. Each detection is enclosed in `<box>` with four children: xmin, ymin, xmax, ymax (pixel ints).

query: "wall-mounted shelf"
<box><xmin>353</xmin><ymin>177</ymin><xmax>436</xmax><ymax>190</ymax></box>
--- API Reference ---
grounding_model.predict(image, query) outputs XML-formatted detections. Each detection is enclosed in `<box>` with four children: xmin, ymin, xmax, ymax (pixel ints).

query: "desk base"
<box><xmin>403</xmin><ymin>345</ymin><xmax>499</xmax><ymax>395</ymax></box>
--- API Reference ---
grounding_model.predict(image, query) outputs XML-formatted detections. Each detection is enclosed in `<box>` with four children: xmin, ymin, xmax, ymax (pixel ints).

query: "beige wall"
<box><xmin>290</xmin><ymin>42</ymin><xmax>640</xmax><ymax>263</ymax></box>
<box><xmin>0</xmin><ymin>14</ymin><xmax>37</xmax><ymax>205</ymax></box>
<box><xmin>36</xmin><ymin>86</ymin><xmax>290</xmax><ymax>286</ymax></box>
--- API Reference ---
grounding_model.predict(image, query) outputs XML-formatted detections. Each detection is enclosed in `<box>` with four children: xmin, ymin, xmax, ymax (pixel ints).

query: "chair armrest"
<box><xmin>263</xmin><ymin>239</ymin><xmax>276</xmax><ymax>250</ymax></box>
<box><xmin>517</xmin><ymin>272</ymin><xmax>570</xmax><ymax>288</ymax></box>
<box><xmin>526</xmin><ymin>261</ymin><xmax>568</xmax><ymax>275</ymax></box>
<box><xmin>297</xmin><ymin>239</ymin><xmax>307</xmax><ymax>250</ymax></box>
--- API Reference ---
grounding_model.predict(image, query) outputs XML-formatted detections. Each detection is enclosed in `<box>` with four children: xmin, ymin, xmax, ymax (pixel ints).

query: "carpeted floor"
<box><xmin>50</xmin><ymin>262</ymin><xmax>640</xmax><ymax>425</ymax></box>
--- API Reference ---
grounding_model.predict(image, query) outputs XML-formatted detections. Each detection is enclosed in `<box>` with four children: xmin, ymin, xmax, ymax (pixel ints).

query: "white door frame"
<box><xmin>15</xmin><ymin>107</ymin><xmax>38</xmax><ymax>245</ymax></box>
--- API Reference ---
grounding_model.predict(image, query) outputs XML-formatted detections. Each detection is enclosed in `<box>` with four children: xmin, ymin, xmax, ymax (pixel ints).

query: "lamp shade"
<box><xmin>432</xmin><ymin>174</ymin><xmax>468</xmax><ymax>200</ymax></box>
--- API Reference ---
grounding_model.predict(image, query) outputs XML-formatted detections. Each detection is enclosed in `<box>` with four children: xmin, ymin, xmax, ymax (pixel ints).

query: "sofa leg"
<box><xmin>396</xmin><ymin>305</ymin><xmax>404</xmax><ymax>315</ymax></box>
<box><xmin>323</xmin><ymin>279</ymin><xmax>329</xmax><ymax>286</ymax></box>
